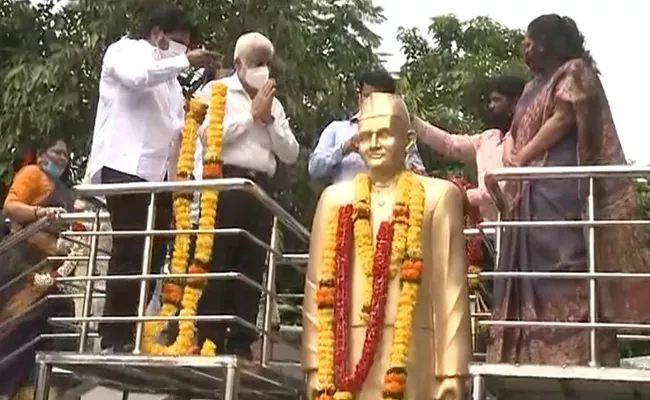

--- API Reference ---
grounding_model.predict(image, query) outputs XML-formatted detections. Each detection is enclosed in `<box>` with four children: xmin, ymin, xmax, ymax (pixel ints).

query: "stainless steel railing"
<box><xmin>8</xmin><ymin>165</ymin><xmax>650</xmax><ymax>374</ymax></box>
<box><xmin>481</xmin><ymin>165</ymin><xmax>650</xmax><ymax>367</ymax></box>
<box><xmin>68</xmin><ymin>178</ymin><xmax>310</xmax><ymax>364</ymax></box>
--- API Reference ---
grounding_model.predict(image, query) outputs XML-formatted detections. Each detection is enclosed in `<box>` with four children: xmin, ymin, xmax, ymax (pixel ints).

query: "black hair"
<box><xmin>359</xmin><ymin>70</ymin><xmax>397</xmax><ymax>94</ymax></box>
<box><xmin>141</xmin><ymin>6</ymin><xmax>193</xmax><ymax>38</ymax></box>
<box><xmin>489</xmin><ymin>75</ymin><xmax>526</xmax><ymax>101</ymax></box>
<box><xmin>527</xmin><ymin>14</ymin><xmax>594</xmax><ymax>67</ymax></box>
<box><xmin>13</xmin><ymin>137</ymin><xmax>68</xmax><ymax>172</ymax></box>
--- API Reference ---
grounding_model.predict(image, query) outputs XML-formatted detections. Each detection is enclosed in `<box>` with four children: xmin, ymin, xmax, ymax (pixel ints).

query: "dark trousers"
<box><xmin>197</xmin><ymin>165</ymin><xmax>274</xmax><ymax>352</ymax></box>
<box><xmin>98</xmin><ymin>167</ymin><xmax>172</xmax><ymax>349</ymax></box>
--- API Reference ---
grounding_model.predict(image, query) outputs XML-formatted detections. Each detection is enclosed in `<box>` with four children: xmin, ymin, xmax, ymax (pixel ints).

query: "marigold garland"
<box><xmin>141</xmin><ymin>82</ymin><xmax>228</xmax><ymax>356</ymax></box>
<box><xmin>315</xmin><ymin>171</ymin><xmax>426</xmax><ymax>399</ymax></box>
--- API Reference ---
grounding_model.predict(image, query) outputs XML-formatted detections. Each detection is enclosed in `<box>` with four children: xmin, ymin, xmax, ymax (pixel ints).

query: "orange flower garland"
<box><xmin>142</xmin><ymin>82</ymin><xmax>227</xmax><ymax>355</ymax></box>
<box><xmin>315</xmin><ymin>171</ymin><xmax>426</xmax><ymax>399</ymax></box>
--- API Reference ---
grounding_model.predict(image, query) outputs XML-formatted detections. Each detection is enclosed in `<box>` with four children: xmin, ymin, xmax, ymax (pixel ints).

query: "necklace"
<box><xmin>370</xmin><ymin>180</ymin><xmax>398</xmax><ymax>207</ymax></box>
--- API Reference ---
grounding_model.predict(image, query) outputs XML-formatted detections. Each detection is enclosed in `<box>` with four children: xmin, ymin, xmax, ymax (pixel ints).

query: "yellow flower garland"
<box><xmin>315</xmin><ymin>206</ymin><xmax>339</xmax><ymax>393</ymax></box>
<box><xmin>317</xmin><ymin>171</ymin><xmax>425</xmax><ymax>398</ymax></box>
<box><xmin>353</xmin><ymin>172</ymin><xmax>413</xmax><ymax>321</ymax></box>
<box><xmin>141</xmin><ymin>82</ymin><xmax>228</xmax><ymax>356</ymax></box>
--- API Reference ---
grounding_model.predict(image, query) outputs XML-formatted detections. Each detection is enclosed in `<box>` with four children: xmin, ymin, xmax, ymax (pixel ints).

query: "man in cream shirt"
<box><xmin>192</xmin><ymin>32</ymin><xmax>299</xmax><ymax>359</ymax></box>
<box><xmin>85</xmin><ymin>6</ymin><xmax>218</xmax><ymax>353</ymax></box>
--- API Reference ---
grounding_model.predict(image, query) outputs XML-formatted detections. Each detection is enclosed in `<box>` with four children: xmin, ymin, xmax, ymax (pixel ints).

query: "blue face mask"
<box><xmin>41</xmin><ymin>157</ymin><xmax>64</xmax><ymax>179</ymax></box>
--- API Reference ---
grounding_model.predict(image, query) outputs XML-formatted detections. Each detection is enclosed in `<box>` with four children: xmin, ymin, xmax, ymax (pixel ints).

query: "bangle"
<box><xmin>34</xmin><ymin>206</ymin><xmax>40</xmax><ymax>219</ymax></box>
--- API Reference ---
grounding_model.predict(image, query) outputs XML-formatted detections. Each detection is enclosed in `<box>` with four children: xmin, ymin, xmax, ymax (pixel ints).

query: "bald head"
<box><xmin>234</xmin><ymin>32</ymin><xmax>274</xmax><ymax>62</ymax></box>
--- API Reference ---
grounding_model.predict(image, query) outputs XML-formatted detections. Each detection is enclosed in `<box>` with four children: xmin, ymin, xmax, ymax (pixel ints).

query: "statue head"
<box><xmin>357</xmin><ymin>93</ymin><xmax>414</xmax><ymax>180</ymax></box>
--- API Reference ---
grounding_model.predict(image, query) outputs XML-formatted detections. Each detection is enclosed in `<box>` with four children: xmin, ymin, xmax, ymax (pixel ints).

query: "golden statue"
<box><xmin>302</xmin><ymin>93</ymin><xmax>472</xmax><ymax>400</ymax></box>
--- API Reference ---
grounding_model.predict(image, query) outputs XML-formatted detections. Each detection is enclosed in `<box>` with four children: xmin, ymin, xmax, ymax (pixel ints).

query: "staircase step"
<box><xmin>36</xmin><ymin>352</ymin><xmax>302</xmax><ymax>400</ymax></box>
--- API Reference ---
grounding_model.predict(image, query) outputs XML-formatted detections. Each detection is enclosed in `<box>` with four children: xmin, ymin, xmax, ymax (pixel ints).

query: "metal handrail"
<box><xmin>72</xmin><ymin>178</ymin><xmax>310</xmax><ymax>241</ymax></box>
<box><xmin>483</xmin><ymin>164</ymin><xmax>650</xmax><ymax>367</ymax></box>
<box><xmin>0</xmin><ymin>212</ymin><xmax>110</xmax><ymax>255</ymax></box>
<box><xmin>485</xmin><ymin>165</ymin><xmax>650</xmax><ymax>212</ymax></box>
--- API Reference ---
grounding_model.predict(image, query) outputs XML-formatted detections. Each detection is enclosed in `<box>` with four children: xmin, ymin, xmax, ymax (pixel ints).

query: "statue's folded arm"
<box><xmin>429</xmin><ymin>183</ymin><xmax>472</xmax><ymax>378</ymax></box>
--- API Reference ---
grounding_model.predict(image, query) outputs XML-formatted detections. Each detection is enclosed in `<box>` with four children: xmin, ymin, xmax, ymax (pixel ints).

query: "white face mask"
<box><xmin>244</xmin><ymin>66</ymin><xmax>269</xmax><ymax>89</ymax></box>
<box><xmin>163</xmin><ymin>39</ymin><xmax>187</xmax><ymax>58</ymax></box>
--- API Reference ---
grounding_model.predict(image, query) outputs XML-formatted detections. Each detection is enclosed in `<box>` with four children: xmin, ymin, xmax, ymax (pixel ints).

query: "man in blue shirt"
<box><xmin>308</xmin><ymin>70</ymin><xmax>425</xmax><ymax>183</ymax></box>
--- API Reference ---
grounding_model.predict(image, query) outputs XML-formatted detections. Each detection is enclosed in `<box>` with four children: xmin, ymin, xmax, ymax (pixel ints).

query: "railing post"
<box><xmin>33</xmin><ymin>360</ymin><xmax>52</xmax><ymax>400</ymax></box>
<box><xmin>260</xmin><ymin>217</ymin><xmax>279</xmax><ymax>367</ymax></box>
<box><xmin>587</xmin><ymin>177</ymin><xmax>598</xmax><ymax>367</ymax></box>
<box><xmin>78</xmin><ymin>210</ymin><xmax>101</xmax><ymax>352</ymax></box>
<box><xmin>469</xmin><ymin>295</ymin><xmax>477</xmax><ymax>357</ymax></box>
<box><xmin>133</xmin><ymin>192</ymin><xmax>157</xmax><ymax>354</ymax></box>
<box><xmin>494</xmin><ymin>211</ymin><xmax>502</xmax><ymax>269</ymax></box>
<box><xmin>223</xmin><ymin>363</ymin><xmax>240</xmax><ymax>400</ymax></box>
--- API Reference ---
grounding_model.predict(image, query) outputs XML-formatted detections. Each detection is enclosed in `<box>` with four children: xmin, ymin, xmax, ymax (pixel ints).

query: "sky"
<box><xmin>372</xmin><ymin>0</ymin><xmax>648</xmax><ymax>164</ymax></box>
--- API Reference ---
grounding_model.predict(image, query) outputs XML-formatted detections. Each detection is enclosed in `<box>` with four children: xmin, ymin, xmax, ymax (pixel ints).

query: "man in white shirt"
<box><xmin>85</xmin><ymin>6</ymin><xmax>218</xmax><ymax>352</ymax></box>
<box><xmin>193</xmin><ymin>32</ymin><xmax>299</xmax><ymax>359</ymax></box>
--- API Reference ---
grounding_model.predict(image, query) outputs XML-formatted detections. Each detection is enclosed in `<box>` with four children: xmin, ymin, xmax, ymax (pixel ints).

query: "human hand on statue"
<box><xmin>251</xmin><ymin>79</ymin><xmax>276</xmax><ymax>124</ymax></box>
<box><xmin>186</xmin><ymin>49</ymin><xmax>221</xmax><ymax>68</ymax></box>
<box><xmin>342</xmin><ymin>135</ymin><xmax>360</xmax><ymax>155</ymax></box>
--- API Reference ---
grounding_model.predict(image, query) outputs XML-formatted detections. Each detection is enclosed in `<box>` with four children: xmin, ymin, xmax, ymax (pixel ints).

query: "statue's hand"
<box><xmin>434</xmin><ymin>377</ymin><xmax>467</xmax><ymax>400</ymax></box>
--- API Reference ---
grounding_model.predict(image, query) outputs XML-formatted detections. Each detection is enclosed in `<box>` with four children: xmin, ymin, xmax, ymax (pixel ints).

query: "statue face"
<box><xmin>357</xmin><ymin>93</ymin><xmax>411</xmax><ymax>173</ymax></box>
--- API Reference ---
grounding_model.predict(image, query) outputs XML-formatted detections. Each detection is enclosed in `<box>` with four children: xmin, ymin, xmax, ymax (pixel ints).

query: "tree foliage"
<box><xmin>398</xmin><ymin>14</ymin><xmax>527</xmax><ymax>177</ymax></box>
<box><xmin>0</xmin><ymin>0</ymin><xmax>384</xmax><ymax>235</ymax></box>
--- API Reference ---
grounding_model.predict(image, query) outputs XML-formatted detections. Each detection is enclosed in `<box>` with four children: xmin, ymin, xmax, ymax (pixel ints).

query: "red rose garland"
<box><xmin>447</xmin><ymin>175</ymin><xmax>484</xmax><ymax>267</ymax></box>
<box><xmin>333</xmin><ymin>205</ymin><xmax>394</xmax><ymax>392</ymax></box>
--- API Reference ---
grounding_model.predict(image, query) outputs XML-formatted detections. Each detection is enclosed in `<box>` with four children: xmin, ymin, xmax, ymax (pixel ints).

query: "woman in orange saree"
<box><xmin>487</xmin><ymin>14</ymin><xmax>650</xmax><ymax>369</ymax></box>
<box><xmin>0</xmin><ymin>138</ymin><xmax>76</xmax><ymax>400</ymax></box>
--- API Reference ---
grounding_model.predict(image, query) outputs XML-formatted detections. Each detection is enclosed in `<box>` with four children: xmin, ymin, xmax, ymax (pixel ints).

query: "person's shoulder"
<box><xmin>319</xmin><ymin>179</ymin><xmax>355</xmax><ymax>207</ymax></box>
<box><xmin>417</xmin><ymin>175</ymin><xmax>459</xmax><ymax>194</ymax></box>
<box><xmin>480</xmin><ymin>128</ymin><xmax>503</xmax><ymax>141</ymax></box>
<box><xmin>321</xmin><ymin>119</ymin><xmax>350</xmax><ymax>132</ymax></box>
<box><xmin>106</xmin><ymin>37</ymin><xmax>140</xmax><ymax>53</ymax></box>
<box><xmin>560</xmin><ymin>58</ymin><xmax>596</xmax><ymax>78</ymax></box>
<box><xmin>416</xmin><ymin>175</ymin><xmax>463</xmax><ymax>209</ymax></box>
<box><xmin>14</xmin><ymin>164</ymin><xmax>43</xmax><ymax>180</ymax></box>
<box><xmin>103</xmin><ymin>37</ymin><xmax>146</xmax><ymax>63</ymax></box>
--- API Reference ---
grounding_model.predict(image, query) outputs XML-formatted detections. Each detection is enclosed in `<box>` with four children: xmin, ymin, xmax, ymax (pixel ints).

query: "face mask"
<box><xmin>244</xmin><ymin>66</ymin><xmax>269</xmax><ymax>89</ymax></box>
<box><xmin>41</xmin><ymin>157</ymin><xmax>64</xmax><ymax>179</ymax></box>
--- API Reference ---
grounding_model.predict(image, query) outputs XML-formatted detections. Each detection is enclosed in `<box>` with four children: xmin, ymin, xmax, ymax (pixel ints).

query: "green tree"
<box><xmin>397</xmin><ymin>14</ymin><xmax>527</xmax><ymax>178</ymax></box>
<box><xmin>0</xmin><ymin>0</ymin><xmax>384</xmax><ymax>229</ymax></box>
<box><xmin>0</xmin><ymin>0</ymin><xmax>385</xmax><ymax>305</ymax></box>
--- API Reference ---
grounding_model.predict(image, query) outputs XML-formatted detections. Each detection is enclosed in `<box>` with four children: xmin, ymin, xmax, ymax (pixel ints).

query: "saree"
<box><xmin>0</xmin><ymin>176</ymin><xmax>76</xmax><ymax>398</ymax></box>
<box><xmin>487</xmin><ymin>58</ymin><xmax>650</xmax><ymax>367</ymax></box>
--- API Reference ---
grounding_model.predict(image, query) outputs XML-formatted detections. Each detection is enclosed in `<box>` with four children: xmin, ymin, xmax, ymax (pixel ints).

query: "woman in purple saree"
<box><xmin>487</xmin><ymin>14</ymin><xmax>650</xmax><ymax>367</ymax></box>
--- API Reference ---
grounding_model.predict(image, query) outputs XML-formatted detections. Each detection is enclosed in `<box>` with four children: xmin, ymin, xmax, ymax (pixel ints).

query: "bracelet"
<box><xmin>34</xmin><ymin>206</ymin><xmax>40</xmax><ymax>219</ymax></box>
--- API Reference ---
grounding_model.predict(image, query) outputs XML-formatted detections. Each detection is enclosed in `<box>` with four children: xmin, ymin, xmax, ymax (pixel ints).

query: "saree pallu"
<box><xmin>487</xmin><ymin>58</ymin><xmax>650</xmax><ymax>367</ymax></box>
<box><xmin>0</xmin><ymin>240</ymin><xmax>76</xmax><ymax>398</ymax></box>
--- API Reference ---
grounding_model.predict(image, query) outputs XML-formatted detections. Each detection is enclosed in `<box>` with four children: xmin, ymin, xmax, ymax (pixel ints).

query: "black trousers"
<box><xmin>98</xmin><ymin>167</ymin><xmax>172</xmax><ymax>349</ymax></box>
<box><xmin>197</xmin><ymin>165</ymin><xmax>274</xmax><ymax>351</ymax></box>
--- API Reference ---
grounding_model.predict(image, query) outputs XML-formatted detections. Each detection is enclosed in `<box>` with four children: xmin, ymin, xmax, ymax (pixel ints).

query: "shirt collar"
<box><xmin>350</xmin><ymin>112</ymin><xmax>360</xmax><ymax>124</ymax></box>
<box><xmin>225</xmin><ymin>73</ymin><xmax>246</xmax><ymax>93</ymax></box>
